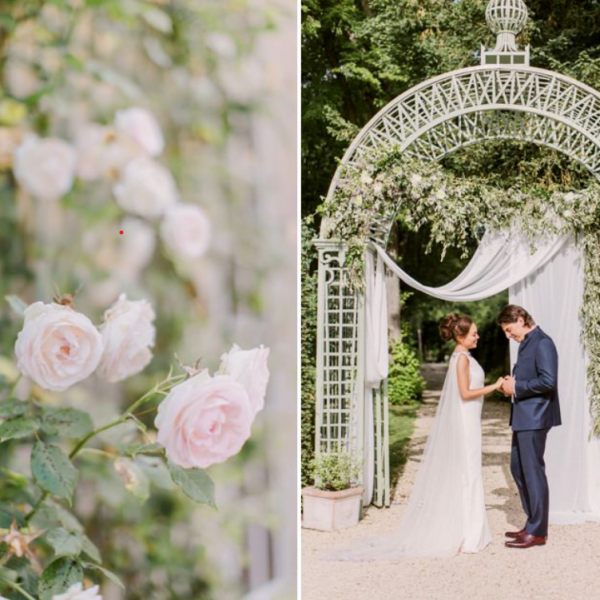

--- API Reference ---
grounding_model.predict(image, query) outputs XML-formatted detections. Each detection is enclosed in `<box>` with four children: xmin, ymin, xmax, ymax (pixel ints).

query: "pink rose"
<box><xmin>218</xmin><ymin>344</ymin><xmax>270</xmax><ymax>416</ymax></box>
<box><xmin>160</xmin><ymin>203</ymin><xmax>211</xmax><ymax>259</ymax></box>
<box><xmin>97</xmin><ymin>294</ymin><xmax>156</xmax><ymax>383</ymax></box>
<box><xmin>75</xmin><ymin>124</ymin><xmax>141</xmax><ymax>181</ymax></box>
<box><xmin>115</xmin><ymin>106</ymin><xmax>164</xmax><ymax>157</ymax></box>
<box><xmin>155</xmin><ymin>370</ymin><xmax>253</xmax><ymax>469</ymax></box>
<box><xmin>15</xmin><ymin>302</ymin><xmax>103</xmax><ymax>392</ymax></box>
<box><xmin>13</xmin><ymin>135</ymin><xmax>76</xmax><ymax>201</ymax></box>
<box><xmin>113</xmin><ymin>156</ymin><xmax>178</xmax><ymax>218</ymax></box>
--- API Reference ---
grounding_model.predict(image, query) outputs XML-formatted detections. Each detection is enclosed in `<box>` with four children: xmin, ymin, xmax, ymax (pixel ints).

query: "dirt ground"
<box><xmin>302</xmin><ymin>368</ymin><xmax>600</xmax><ymax>600</ymax></box>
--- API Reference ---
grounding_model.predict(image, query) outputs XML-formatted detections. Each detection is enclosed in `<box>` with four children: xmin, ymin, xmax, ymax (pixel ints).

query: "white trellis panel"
<box><xmin>314</xmin><ymin>242</ymin><xmax>365</xmax><ymax>460</ymax></box>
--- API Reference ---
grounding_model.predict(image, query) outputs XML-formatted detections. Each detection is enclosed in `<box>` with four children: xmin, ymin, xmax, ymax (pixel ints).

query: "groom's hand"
<box><xmin>502</xmin><ymin>376</ymin><xmax>516</xmax><ymax>395</ymax></box>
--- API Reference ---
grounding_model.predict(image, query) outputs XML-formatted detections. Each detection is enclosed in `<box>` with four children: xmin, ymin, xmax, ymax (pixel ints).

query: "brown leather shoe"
<box><xmin>505</xmin><ymin>533</ymin><xmax>547</xmax><ymax>549</ymax></box>
<box><xmin>505</xmin><ymin>526</ymin><xmax>527</xmax><ymax>539</ymax></box>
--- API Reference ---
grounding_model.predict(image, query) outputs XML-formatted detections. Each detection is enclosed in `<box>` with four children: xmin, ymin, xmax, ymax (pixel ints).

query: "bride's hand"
<box><xmin>495</xmin><ymin>377</ymin><xmax>505</xmax><ymax>391</ymax></box>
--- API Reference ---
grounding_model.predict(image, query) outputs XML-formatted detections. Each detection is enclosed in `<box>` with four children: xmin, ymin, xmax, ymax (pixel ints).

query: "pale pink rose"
<box><xmin>13</xmin><ymin>135</ymin><xmax>76</xmax><ymax>201</ymax></box>
<box><xmin>52</xmin><ymin>582</ymin><xmax>102</xmax><ymax>600</ymax></box>
<box><xmin>113</xmin><ymin>156</ymin><xmax>178</xmax><ymax>218</ymax></box>
<box><xmin>97</xmin><ymin>294</ymin><xmax>156</xmax><ymax>383</ymax></box>
<box><xmin>218</xmin><ymin>344</ymin><xmax>270</xmax><ymax>416</ymax></box>
<box><xmin>160</xmin><ymin>203</ymin><xmax>211</xmax><ymax>259</ymax></box>
<box><xmin>15</xmin><ymin>302</ymin><xmax>103</xmax><ymax>392</ymax></box>
<box><xmin>75</xmin><ymin>124</ymin><xmax>141</xmax><ymax>181</ymax></box>
<box><xmin>115</xmin><ymin>106</ymin><xmax>164</xmax><ymax>156</ymax></box>
<box><xmin>116</xmin><ymin>217</ymin><xmax>156</xmax><ymax>276</ymax></box>
<box><xmin>155</xmin><ymin>370</ymin><xmax>253</xmax><ymax>469</ymax></box>
<box><xmin>5</xmin><ymin>61</ymin><xmax>41</xmax><ymax>99</ymax></box>
<box><xmin>205</xmin><ymin>33</ymin><xmax>237</xmax><ymax>58</ymax></box>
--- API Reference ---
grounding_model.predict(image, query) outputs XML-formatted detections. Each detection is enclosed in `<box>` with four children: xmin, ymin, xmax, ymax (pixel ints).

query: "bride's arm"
<box><xmin>456</xmin><ymin>355</ymin><xmax>504</xmax><ymax>401</ymax></box>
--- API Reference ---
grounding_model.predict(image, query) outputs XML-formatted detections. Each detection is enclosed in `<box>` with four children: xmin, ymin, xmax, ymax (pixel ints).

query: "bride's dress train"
<box><xmin>324</xmin><ymin>350</ymin><xmax>492</xmax><ymax>561</ymax></box>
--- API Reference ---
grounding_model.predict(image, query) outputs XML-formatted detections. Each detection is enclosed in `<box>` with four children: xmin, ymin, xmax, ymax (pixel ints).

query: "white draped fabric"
<box><xmin>364</xmin><ymin>229</ymin><xmax>600</xmax><ymax>524</ymax></box>
<box><xmin>510</xmin><ymin>240</ymin><xmax>600</xmax><ymax>523</ymax></box>
<box><xmin>363</xmin><ymin>252</ymin><xmax>389</xmax><ymax>505</ymax></box>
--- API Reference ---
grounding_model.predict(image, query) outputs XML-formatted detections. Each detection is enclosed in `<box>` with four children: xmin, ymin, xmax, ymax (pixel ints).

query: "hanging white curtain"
<box><xmin>510</xmin><ymin>239</ymin><xmax>600</xmax><ymax>523</ymax></box>
<box><xmin>363</xmin><ymin>252</ymin><xmax>389</xmax><ymax>505</ymax></box>
<box><xmin>365</xmin><ymin>229</ymin><xmax>600</xmax><ymax>523</ymax></box>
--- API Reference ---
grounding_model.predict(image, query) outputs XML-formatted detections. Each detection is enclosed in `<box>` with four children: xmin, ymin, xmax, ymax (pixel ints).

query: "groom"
<box><xmin>496</xmin><ymin>305</ymin><xmax>561</xmax><ymax>549</ymax></box>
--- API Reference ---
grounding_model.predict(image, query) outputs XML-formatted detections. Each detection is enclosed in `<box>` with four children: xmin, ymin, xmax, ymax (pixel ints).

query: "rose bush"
<box><xmin>0</xmin><ymin>293</ymin><xmax>270</xmax><ymax>600</ymax></box>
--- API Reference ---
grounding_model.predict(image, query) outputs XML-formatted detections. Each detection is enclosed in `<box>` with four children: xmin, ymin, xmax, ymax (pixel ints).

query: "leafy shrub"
<box><xmin>301</xmin><ymin>219</ymin><xmax>318</xmax><ymax>490</ymax></box>
<box><xmin>309</xmin><ymin>452</ymin><xmax>362</xmax><ymax>492</ymax></box>
<box><xmin>387</xmin><ymin>338</ymin><xmax>425</xmax><ymax>405</ymax></box>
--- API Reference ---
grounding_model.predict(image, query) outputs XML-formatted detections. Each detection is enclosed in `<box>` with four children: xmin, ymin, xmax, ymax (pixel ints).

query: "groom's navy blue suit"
<box><xmin>510</xmin><ymin>326</ymin><xmax>561</xmax><ymax>537</ymax></box>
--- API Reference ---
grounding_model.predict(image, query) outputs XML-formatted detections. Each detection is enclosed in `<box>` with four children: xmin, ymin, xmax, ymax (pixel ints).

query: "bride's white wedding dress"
<box><xmin>325</xmin><ymin>350</ymin><xmax>492</xmax><ymax>561</ymax></box>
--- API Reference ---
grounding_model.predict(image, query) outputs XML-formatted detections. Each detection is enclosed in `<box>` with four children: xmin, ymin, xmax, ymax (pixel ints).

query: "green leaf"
<box><xmin>38</xmin><ymin>558</ymin><xmax>82</xmax><ymax>600</ymax></box>
<box><xmin>22</xmin><ymin>85</ymin><xmax>56</xmax><ymax>108</ymax></box>
<box><xmin>80</xmin><ymin>535</ymin><xmax>101</xmax><ymax>564</ymax></box>
<box><xmin>0</xmin><ymin>505</ymin><xmax>24</xmax><ymax>528</ymax></box>
<box><xmin>0</xmin><ymin>417</ymin><xmax>38</xmax><ymax>442</ymax></box>
<box><xmin>0</xmin><ymin>398</ymin><xmax>28</xmax><ymax>419</ymax></box>
<box><xmin>44</xmin><ymin>528</ymin><xmax>83</xmax><ymax>559</ymax></box>
<box><xmin>81</xmin><ymin>562</ymin><xmax>124</xmax><ymax>589</ymax></box>
<box><xmin>41</xmin><ymin>408</ymin><xmax>94</xmax><ymax>439</ymax></box>
<box><xmin>0</xmin><ymin>565</ymin><xmax>19</xmax><ymax>583</ymax></box>
<box><xmin>34</xmin><ymin>502</ymin><xmax>84</xmax><ymax>534</ymax></box>
<box><xmin>167</xmin><ymin>461</ymin><xmax>216</xmax><ymax>508</ymax></box>
<box><xmin>31</xmin><ymin>443</ymin><xmax>79</xmax><ymax>503</ymax></box>
<box><xmin>0</xmin><ymin>14</ymin><xmax>17</xmax><ymax>34</ymax></box>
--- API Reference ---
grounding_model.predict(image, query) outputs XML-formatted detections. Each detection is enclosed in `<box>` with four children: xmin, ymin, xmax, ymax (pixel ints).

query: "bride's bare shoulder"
<box><xmin>455</xmin><ymin>352</ymin><xmax>470</xmax><ymax>369</ymax></box>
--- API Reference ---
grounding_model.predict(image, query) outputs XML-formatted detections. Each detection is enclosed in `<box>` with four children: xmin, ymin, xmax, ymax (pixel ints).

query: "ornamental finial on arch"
<box><xmin>481</xmin><ymin>0</ymin><xmax>530</xmax><ymax>66</ymax></box>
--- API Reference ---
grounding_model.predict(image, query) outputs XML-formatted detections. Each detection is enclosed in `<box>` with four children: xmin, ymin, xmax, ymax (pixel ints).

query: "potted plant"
<box><xmin>302</xmin><ymin>451</ymin><xmax>364</xmax><ymax>532</ymax></box>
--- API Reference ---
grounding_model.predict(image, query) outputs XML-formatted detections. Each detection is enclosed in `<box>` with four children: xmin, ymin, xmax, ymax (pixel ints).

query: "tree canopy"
<box><xmin>302</xmin><ymin>0</ymin><xmax>600</xmax><ymax>220</ymax></box>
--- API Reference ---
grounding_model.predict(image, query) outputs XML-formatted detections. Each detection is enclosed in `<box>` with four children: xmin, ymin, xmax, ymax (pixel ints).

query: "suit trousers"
<box><xmin>510</xmin><ymin>428</ymin><xmax>551</xmax><ymax>537</ymax></box>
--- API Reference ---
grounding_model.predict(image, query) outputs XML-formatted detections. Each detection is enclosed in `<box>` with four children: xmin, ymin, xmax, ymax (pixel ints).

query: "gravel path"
<box><xmin>302</xmin><ymin>368</ymin><xmax>600</xmax><ymax>600</ymax></box>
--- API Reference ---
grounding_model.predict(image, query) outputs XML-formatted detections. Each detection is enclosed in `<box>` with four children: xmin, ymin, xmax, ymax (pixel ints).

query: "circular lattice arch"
<box><xmin>320</xmin><ymin>64</ymin><xmax>600</xmax><ymax>245</ymax></box>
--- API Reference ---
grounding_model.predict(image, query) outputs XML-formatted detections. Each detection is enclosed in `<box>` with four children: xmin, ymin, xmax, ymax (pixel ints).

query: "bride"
<box><xmin>326</xmin><ymin>313</ymin><xmax>504</xmax><ymax>561</ymax></box>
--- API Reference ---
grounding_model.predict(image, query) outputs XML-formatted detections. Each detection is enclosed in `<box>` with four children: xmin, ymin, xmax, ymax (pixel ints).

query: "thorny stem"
<box><xmin>24</xmin><ymin>372</ymin><xmax>186</xmax><ymax>523</ymax></box>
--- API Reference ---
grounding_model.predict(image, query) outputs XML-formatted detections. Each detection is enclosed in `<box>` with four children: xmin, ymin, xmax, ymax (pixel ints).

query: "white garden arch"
<box><xmin>314</xmin><ymin>0</ymin><xmax>600</xmax><ymax>508</ymax></box>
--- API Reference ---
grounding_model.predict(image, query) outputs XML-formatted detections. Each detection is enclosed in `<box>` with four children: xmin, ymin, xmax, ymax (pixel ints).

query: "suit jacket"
<box><xmin>510</xmin><ymin>326</ymin><xmax>562</xmax><ymax>432</ymax></box>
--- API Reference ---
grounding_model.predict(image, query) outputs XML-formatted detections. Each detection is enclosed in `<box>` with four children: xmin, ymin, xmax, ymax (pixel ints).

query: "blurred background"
<box><xmin>0</xmin><ymin>0</ymin><xmax>297</xmax><ymax>598</ymax></box>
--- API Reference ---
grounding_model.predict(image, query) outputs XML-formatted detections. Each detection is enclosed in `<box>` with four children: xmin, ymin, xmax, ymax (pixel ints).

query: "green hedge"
<box><xmin>301</xmin><ymin>219</ymin><xmax>318</xmax><ymax>490</ymax></box>
<box><xmin>387</xmin><ymin>338</ymin><xmax>425</xmax><ymax>405</ymax></box>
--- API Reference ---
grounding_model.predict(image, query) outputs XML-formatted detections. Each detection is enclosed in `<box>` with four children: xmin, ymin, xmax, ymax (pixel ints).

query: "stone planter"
<box><xmin>301</xmin><ymin>486</ymin><xmax>364</xmax><ymax>532</ymax></box>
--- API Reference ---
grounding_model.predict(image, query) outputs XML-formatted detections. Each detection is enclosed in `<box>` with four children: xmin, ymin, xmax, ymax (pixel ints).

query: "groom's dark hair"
<box><xmin>496</xmin><ymin>304</ymin><xmax>535</xmax><ymax>327</ymax></box>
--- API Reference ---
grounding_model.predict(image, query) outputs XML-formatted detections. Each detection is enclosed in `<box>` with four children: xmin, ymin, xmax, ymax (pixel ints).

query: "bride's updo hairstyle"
<box><xmin>439</xmin><ymin>313</ymin><xmax>473</xmax><ymax>342</ymax></box>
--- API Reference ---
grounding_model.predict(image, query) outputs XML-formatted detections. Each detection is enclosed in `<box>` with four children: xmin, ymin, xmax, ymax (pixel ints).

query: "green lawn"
<box><xmin>388</xmin><ymin>400</ymin><xmax>420</xmax><ymax>491</ymax></box>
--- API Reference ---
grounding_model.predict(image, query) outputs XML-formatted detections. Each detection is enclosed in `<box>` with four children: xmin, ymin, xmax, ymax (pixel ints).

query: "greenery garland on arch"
<box><xmin>318</xmin><ymin>146</ymin><xmax>600</xmax><ymax>435</ymax></box>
